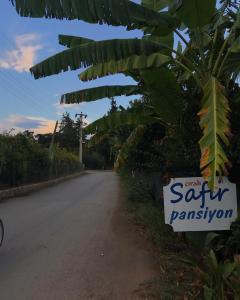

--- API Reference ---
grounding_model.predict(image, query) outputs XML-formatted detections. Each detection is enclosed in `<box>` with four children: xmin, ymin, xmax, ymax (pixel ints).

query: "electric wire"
<box><xmin>0</xmin><ymin>30</ymin><xmax>59</xmax><ymax>117</ymax></box>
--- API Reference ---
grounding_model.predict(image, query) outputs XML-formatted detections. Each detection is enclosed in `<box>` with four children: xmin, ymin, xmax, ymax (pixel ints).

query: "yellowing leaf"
<box><xmin>199</xmin><ymin>77</ymin><xmax>230</xmax><ymax>189</ymax></box>
<box><xmin>200</xmin><ymin>148</ymin><xmax>210</xmax><ymax>169</ymax></box>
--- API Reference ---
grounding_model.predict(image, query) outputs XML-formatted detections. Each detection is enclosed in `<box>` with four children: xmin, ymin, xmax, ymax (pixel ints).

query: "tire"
<box><xmin>0</xmin><ymin>219</ymin><xmax>4</xmax><ymax>247</ymax></box>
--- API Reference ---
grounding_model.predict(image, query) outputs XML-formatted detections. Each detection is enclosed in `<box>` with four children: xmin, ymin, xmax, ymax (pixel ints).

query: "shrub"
<box><xmin>83</xmin><ymin>151</ymin><xmax>106</xmax><ymax>169</ymax></box>
<box><xmin>0</xmin><ymin>133</ymin><xmax>81</xmax><ymax>187</ymax></box>
<box><xmin>205</xmin><ymin>218</ymin><xmax>240</xmax><ymax>261</ymax></box>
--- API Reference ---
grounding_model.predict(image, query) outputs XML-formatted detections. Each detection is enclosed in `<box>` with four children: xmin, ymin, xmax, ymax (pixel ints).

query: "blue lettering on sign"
<box><xmin>170</xmin><ymin>181</ymin><xmax>229</xmax><ymax>208</ymax></box>
<box><xmin>170</xmin><ymin>210</ymin><xmax>179</xmax><ymax>224</ymax></box>
<box><xmin>169</xmin><ymin>208</ymin><xmax>234</xmax><ymax>225</ymax></box>
<box><xmin>170</xmin><ymin>183</ymin><xmax>183</xmax><ymax>203</ymax></box>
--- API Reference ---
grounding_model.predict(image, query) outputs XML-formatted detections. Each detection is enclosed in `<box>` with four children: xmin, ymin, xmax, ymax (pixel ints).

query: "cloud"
<box><xmin>0</xmin><ymin>33</ymin><xmax>43</xmax><ymax>72</ymax></box>
<box><xmin>0</xmin><ymin>114</ymin><xmax>56</xmax><ymax>134</ymax></box>
<box><xmin>53</xmin><ymin>101</ymin><xmax>85</xmax><ymax>116</ymax></box>
<box><xmin>54</xmin><ymin>102</ymin><xmax>81</xmax><ymax>109</ymax></box>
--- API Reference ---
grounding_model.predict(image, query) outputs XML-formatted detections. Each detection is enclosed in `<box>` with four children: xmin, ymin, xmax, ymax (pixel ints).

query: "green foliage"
<box><xmin>176</xmin><ymin>0</ymin><xmax>216</xmax><ymax>29</ymax></box>
<box><xmin>201</xmin><ymin>250</ymin><xmax>240</xmax><ymax>300</ymax></box>
<box><xmin>30</xmin><ymin>39</ymin><xmax>166</xmax><ymax>79</ymax></box>
<box><xmin>109</xmin><ymin>97</ymin><xmax>118</xmax><ymax>114</ymax></box>
<box><xmin>115</xmin><ymin>125</ymin><xmax>147</xmax><ymax>170</ymax></box>
<box><xmin>79</xmin><ymin>53</ymin><xmax>170</xmax><ymax>81</ymax></box>
<box><xmin>51</xmin><ymin>146</ymin><xmax>81</xmax><ymax>176</ymax></box>
<box><xmin>141</xmin><ymin>68</ymin><xmax>185</xmax><ymax>124</ymax></box>
<box><xmin>84</xmin><ymin>105</ymin><xmax>151</xmax><ymax>134</ymax></box>
<box><xmin>121</xmin><ymin>171</ymin><xmax>176</xmax><ymax>248</ymax></box>
<box><xmin>11</xmin><ymin>0</ymin><xmax>240</xmax><ymax>188</ymax></box>
<box><xmin>10</xmin><ymin>0</ymin><xmax>178</xmax><ymax>32</ymax></box>
<box><xmin>0</xmin><ymin>133</ymin><xmax>81</xmax><ymax>187</ymax></box>
<box><xmin>83</xmin><ymin>151</ymin><xmax>106</xmax><ymax>169</ymax></box>
<box><xmin>141</xmin><ymin>0</ymin><xmax>169</xmax><ymax>12</ymax></box>
<box><xmin>61</xmin><ymin>85</ymin><xmax>140</xmax><ymax>104</ymax></box>
<box><xmin>58</xmin><ymin>34</ymin><xmax>94</xmax><ymax>48</ymax></box>
<box><xmin>205</xmin><ymin>219</ymin><xmax>240</xmax><ymax>261</ymax></box>
<box><xmin>86</xmin><ymin>132</ymin><xmax>110</xmax><ymax>149</ymax></box>
<box><xmin>198</xmin><ymin>77</ymin><xmax>231</xmax><ymax>189</ymax></box>
<box><xmin>56</xmin><ymin>112</ymin><xmax>79</xmax><ymax>150</ymax></box>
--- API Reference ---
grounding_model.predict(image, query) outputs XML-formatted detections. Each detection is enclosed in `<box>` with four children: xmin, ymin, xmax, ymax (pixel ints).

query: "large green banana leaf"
<box><xmin>143</xmin><ymin>33</ymin><xmax>174</xmax><ymax>49</ymax></box>
<box><xmin>198</xmin><ymin>77</ymin><xmax>230</xmax><ymax>189</ymax></box>
<box><xmin>79</xmin><ymin>53</ymin><xmax>171</xmax><ymax>81</ymax></box>
<box><xmin>10</xmin><ymin>0</ymin><xmax>178</xmax><ymax>34</ymax></box>
<box><xmin>140</xmin><ymin>68</ymin><xmax>185</xmax><ymax>124</ymax></box>
<box><xmin>85</xmin><ymin>109</ymin><xmax>153</xmax><ymax>134</ymax></box>
<box><xmin>86</xmin><ymin>132</ymin><xmax>110</xmax><ymax>148</ymax></box>
<box><xmin>30</xmin><ymin>39</ymin><xmax>168</xmax><ymax>79</ymax></box>
<box><xmin>176</xmin><ymin>0</ymin><xmax>216</xmax><ymax>29</ymax></box>
<box><xmin>60</xmin><ymin>85</ymin><xmax>140</xmax><ymax>104</ymax></box>
<box><xmin>223</xmin><ymin>53</ymin><xmax>240</xmax><ymax>74</ymax></box>
<box><xmin>141</xmin><ymin>0</ymin><xmax>169</xmax><ymax>11</ymax></box>
<box><xmin>58</xmin><ymin>35</ymin><xmax>94</xmax><ymax>48</ymax></box>
<box><xmin>115</xmin><ymin>125</ymin><xmax>147</xmax><ymax>170</ymax></box>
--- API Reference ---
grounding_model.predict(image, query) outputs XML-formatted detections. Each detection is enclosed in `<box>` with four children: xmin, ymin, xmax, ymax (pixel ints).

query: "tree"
<box><xmin>10</xmin><ymin>0</ymin><xmax>240</xmax><ymax>188</ymax></box>
<box><xmin>57</xmin><ymin>113</ymin><xmax>79</xmax><ymax>151</ymax></box>
<box><xmin>109</xmin><ymin>97</ymin><xmax>118</xmax><ymax>114</ymax></box>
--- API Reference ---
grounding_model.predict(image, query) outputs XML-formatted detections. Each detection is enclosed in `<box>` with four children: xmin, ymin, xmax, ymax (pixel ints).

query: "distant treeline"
<box><xmin>0</xmin><ymin>112</ymin><xmax>114</xmax><ymax>188</ymax></box>
<box><xmin>0</xmin><ymin>132</ymin><xmax>81</xmax><ymax>188</ymax></box>
<box><xmin>36</xmin><ymin>112</ymin><xmax>113</xmax><ymax>170</ymax></box>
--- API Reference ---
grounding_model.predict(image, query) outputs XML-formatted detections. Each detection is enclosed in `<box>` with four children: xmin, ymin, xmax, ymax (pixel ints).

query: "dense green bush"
<box><xmin>83</xmin><ymin>151</ymin><xmax>106</xmax><ymax>169</ymax></box>
<box><xmin>205</xmin><ymin>219</ymin><xmax>240</xmax><ymax>261</ymax></box>
<box><xmin>51</xmin><ymin>146</ymin><xmax>81</xmax><ymax>177</ymax></box>
<box><xmin>120</xmin><ymin>171</ymin><xmax>177</xmax><ymax>249</ymax></box>
<box><xmin>0</xmin><ymin>133</ymin><xmax>81</xmax><ymax>187</ymax></box>
<box><xmin>183</xmin><ymin>250</ymin><xmax>240</xmax><ymax>300</ymax></box>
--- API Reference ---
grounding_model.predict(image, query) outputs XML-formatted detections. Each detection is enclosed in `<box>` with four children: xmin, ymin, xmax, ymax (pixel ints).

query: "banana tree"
<box><xmin>10</xmin><ymin>0</ymin><xmax>240</xmax><ymax>188</ymax></box>
<box><xmin>83</xmin><ymin>99</ymin><xmax>157</xmax><ymax>170</ymax></box>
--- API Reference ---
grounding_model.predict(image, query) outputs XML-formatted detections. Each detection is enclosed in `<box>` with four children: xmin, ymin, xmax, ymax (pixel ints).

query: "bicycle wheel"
<box><xmin>0</xmin><ymin>219</ymin><xmax>4</xmax><ymax>247</ymax></box>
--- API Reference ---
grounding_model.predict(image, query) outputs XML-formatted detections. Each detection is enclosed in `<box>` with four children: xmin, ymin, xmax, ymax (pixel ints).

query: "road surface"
<box><xmin>0</xmin><ymin>171</ymin><xmax>155</xmax><ymax>300</ymax></box>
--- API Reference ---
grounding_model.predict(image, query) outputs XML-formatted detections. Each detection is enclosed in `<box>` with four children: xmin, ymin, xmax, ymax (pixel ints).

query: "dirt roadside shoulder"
<box><xmin>109</xmin><ymin>182</ymin><xmax>158</xmax><ymax>299</ymax></box>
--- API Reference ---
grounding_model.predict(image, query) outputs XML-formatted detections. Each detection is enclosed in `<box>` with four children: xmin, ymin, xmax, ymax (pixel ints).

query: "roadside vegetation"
<box><xmin>9</xmin><ymin>0</ymin><xmax>240</xmax><ymax>298</ymax></box>
<box><xmin>0</xmin><ymin>131</ymin><xmax>81</xmax><ymax>188</ymax></box>
<box><xmin>121</xmin><ymin>170</ymin><xmax>198</xmax><ymax>299</ymax></box>
<box><xmin>121</xmin><ymin>169</ymin><xmax>240</xmax><ymax>299</ymax></box>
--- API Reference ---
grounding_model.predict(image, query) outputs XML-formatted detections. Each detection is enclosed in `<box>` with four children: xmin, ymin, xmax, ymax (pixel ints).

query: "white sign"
<box><xmin>163</xmin><ymin>177</ymin><xmax>238</xmax><ymax>232</ymax></box>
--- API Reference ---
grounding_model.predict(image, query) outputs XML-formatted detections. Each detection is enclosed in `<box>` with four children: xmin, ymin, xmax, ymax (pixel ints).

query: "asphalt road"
<box><xmin>0</xmin><ymin>171</ymin><xmax>155</xmax><ymax>300</ymax></box>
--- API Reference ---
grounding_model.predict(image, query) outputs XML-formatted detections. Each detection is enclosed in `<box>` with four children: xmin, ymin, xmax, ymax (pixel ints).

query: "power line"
<box><xmin>0</xmin><ymin>72</ymin><xmax>41</xmax><ymax>115</ymax></box>
<box><xmin>0</xmin><ymin>30</ymin><xmax>54</xmax><ymax>97</ymax></box>
<box><xmin>0</xmin><ymin>30</ymin><xmax>59</xmax><ymax>101</ymax></box>
<box><xmin>0</xmin><ymin>70</ymin><xmax>52</xmax><ymax>115</ymax></box>
<box><xmin>0</xmin><ymin>30</ymin><xmax>59</xmax><ymax>116</ymax></box>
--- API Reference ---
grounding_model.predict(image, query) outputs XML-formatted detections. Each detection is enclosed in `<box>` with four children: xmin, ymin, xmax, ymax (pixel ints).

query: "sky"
<box><xmin>0</xmin><ymin>0</ymin><xmax>142</xmax><ymax>134</ymax></box>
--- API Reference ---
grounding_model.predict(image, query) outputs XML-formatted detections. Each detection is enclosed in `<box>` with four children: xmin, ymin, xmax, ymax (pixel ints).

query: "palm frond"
<box><xmin>141</xmin><ymin>0</ymin><xmax>169</xmax><ymax>12</ymax></box>
<box><xmin>30</xmin><ymin>39</ymin><xmax>167</xmax><ymax>79</ymax></box>
<box><xmin>79</xmin><ymin>53</ymin><xmax>171</xmax><ymax>81</ymax></box>
<box><xmin>58</xmin><ymin>34</ymin><xmax>94</xmax><ymax>48</ymax></box>
<box><xmin>86</xmin><ymin>132</ymin><xmax>110</xmax><ymax>148</ymax></box>
<box><xmin>223</xmin><ymin>53</ymin><xmax>240</xmax><ymax>74</ymax></box>
<box><xmin>198</xmin><ymin>77</ymin><xmax>231</xmax><ymax>189</ymax></box>
<box><xmin>115</xmin><ymin>125</ymin><xmax>147</xmax><ymax>170</ymax></box>
<box><xmin>141</xmin><ymin>68</ymin><xmax>185</xmax><ymax>124</ymax></box>
<box><xmin>10</xmin><ymin>0</ymin><xmax>178</xmax><ymax>34</ymax></box>
<box><xmin>61</xmin><ymin>85</ymin><xmax>140</xmax><ymax>104</ymax></box>
<box><xmin>84</xmin><ymin>109</ymin><xmax>152</xmax><ymax>134</ymax></box>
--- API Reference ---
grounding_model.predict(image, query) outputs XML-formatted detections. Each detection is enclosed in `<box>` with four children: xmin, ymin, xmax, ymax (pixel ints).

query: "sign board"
<box><xmin>163</xmin><ymin>177</ymin><xmax>238</xmax><ymax>232</ymax></box>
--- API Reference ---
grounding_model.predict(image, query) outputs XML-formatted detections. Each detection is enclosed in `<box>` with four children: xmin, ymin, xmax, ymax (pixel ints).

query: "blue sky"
<box><xmin>0</xmin><ymin>1</ymin><xmax>141</xmax><ymax>134</ymax></box>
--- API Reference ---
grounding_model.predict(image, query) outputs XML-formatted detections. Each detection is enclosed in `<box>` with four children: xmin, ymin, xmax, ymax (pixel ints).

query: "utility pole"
<box><xmin>75</xmin><ymin>112</ymin><xmax>87</xmax><ymax>164</ymax></box>
<box><xmin>49</xmin><ymin>120</ymin><xmax>59</xmax><ymax>161</ymax></box>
